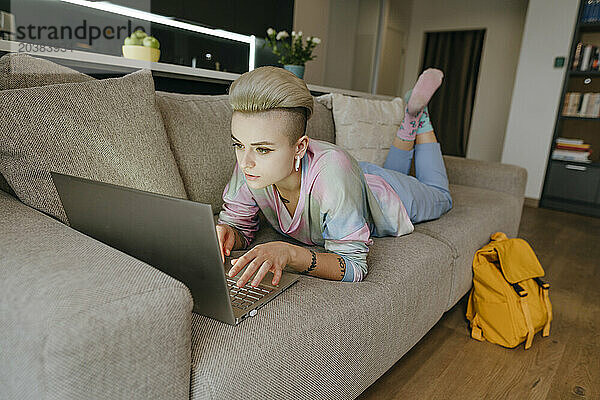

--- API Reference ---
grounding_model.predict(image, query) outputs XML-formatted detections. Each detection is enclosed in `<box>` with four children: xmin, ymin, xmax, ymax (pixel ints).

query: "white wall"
<box><xmin>374</xmin><ymin>0</ymin><xmax>414</xmax><ymax>97</ymax></box>
<box><xmin>352</xmin><ymin>0</ymin><xmax>382</xmax><ymax>92</ymax></box>
<box><xmin>402</xmin><ymin>0</ymin><xmax>529</xmax><ymax>162</ymax></box>
<box><xmin>294</xmin><ymin>0</ymin><xmax>384</xmax><ymax>92</ymax></box>
<box><xmin>323</xmin><ymin>0</ymin><xmax>360</xmax><ymax>90</ymax></box>
<box><xmin>502</xmin><ymin>0</ymin><xmax>580</xmax><ymax>200</ymax></box>
<box><xmin>293</xmin><ymin>0</ymin><xmax>331</xmax><ymax>84</ymax></box>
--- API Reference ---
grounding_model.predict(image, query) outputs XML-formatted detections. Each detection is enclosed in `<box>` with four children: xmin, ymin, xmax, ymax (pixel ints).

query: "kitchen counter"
<box><xmin>0</xmin><ymin>39</ymin><xmax>395</xmax><ymax>100</ymax></box>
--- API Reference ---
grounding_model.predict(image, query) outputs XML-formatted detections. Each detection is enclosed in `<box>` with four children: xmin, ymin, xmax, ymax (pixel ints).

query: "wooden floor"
<box><xmin>358</xmin><ymin>205</ymin><xmax>600</xmax><ymax>400</ymax></box>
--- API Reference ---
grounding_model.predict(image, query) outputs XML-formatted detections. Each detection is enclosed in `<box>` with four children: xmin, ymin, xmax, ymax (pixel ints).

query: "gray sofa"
<box><xmin>0</xmin><ymin>54</ymin><xmax>527</xmax><ymax>400</ymax></box>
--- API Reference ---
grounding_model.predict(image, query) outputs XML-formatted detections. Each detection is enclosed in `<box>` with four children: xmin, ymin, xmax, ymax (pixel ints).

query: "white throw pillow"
<box><xmin>315</xmin><ymin>93</ymin><xmax>405</xmax><ymax>166</ymax></box>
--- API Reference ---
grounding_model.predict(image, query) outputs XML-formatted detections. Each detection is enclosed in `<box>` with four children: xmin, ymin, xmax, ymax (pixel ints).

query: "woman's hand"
<box><xmin>216</xmin><ymin>223</ymin><xmax>238</xmax><ymax>264</ymax></box>
<box><xmin>227</xmin><ymin>241</ymin><xmax>292</xmax><ymax>287</ymax></box>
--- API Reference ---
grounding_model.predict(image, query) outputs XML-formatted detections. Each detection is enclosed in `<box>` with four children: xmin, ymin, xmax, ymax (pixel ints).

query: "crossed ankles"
<box><xmin>395</xmin><ymin>68</ymin><xmax>443</xmax><ymax>142</ymax></box>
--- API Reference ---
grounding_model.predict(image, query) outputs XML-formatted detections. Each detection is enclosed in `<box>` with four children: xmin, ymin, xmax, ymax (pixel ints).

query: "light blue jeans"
<box><xmin>358</xmin><ymin>93</ymin><xmax>453</xmax><ymax>224</ymax></box>
<box><xmin>359</xmin><ymin>142</ymin><xmax>452</xmax><ymax>224</ymax></box>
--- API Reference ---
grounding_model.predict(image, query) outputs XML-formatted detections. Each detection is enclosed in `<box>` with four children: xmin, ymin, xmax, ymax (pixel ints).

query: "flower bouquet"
<box><xmin>263</xmin><ymin>28</ymin><xmax>321</xmax><ymax>78</ymax></box>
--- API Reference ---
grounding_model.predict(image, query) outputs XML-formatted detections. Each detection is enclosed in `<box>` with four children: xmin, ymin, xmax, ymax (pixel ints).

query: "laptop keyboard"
<box><xmin>226</xmin><ymin>278</ymin><xmax>274</xmax><ymax>310</ymax></box>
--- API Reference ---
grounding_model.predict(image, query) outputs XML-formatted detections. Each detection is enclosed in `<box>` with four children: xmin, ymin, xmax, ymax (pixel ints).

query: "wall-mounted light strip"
<box><xmin>60</xmin><ymin>0</ymin><xmax>255</xmax><ymax>70</ymax></box>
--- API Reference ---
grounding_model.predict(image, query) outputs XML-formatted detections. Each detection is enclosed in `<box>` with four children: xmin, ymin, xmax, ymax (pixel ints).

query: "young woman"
<box><xmin>216</xmin><ymin>66</ymin><xmax>452</xmax><ymax>288</ymax></box>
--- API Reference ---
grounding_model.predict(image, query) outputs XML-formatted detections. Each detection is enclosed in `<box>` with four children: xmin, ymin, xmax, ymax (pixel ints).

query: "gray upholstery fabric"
<box><xmin>0</xmin><ymin>191</ymin><xmax>193</xmax><ymax>399</ymax></box>
<box><xmin>190</xmin><ymin>214</ymin><xmax>453</xmax><ymax>399</ymax></box>
<box><xmin>443</xmin><ymin>154</ymin><xmax>527</xmax><ymax>201</ymax></box>
<box><xmin>0</xmin><ymin>174</ymin><xmax>15</xmax><ymax>197</ymax></box>
<box><xmin>155</xmin><ymin>92</ymin><xmax>335</xmax><ymax>214</ymax></box>
<box><xmin>0</xmin><ymin>68</ymin><xmax>188</xmax><ymax>225</ymax></box>
<box><xmin>155</xmin><ymin>92</ymin><xmax>237</xmax><ymax>214</ymax></box>
<box><xmin>415</xmin><ymin>183</ymin><xmax>525</xmax><ymax>312</ymax></box>
<box><xmin>0</xmin><ymin>52</ymin><xmax>95</xmax><ymax>90</ymax></box>
<box><xmin>305</xmin><ymin>98</ymin><xmax>336</xmax><ymax>144</ymax></box>
<box><xmin>0</xmin><ymin>53</ymin><xmax>96</xmax><ymax>197</ymax></box>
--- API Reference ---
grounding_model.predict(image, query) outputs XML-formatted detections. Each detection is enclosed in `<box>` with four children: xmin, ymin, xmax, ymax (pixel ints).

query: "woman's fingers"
<box><xmin>236</xmin><ymin>257</ymin><xmax>264</xmax><ymax>287</ymax></box>
<box><xmin>216</xmin><ymin>226</ymin><xmax>226</xmax><ymax>263</ymax></box>
<box><xmin>272</xmin><ymin>268</ymin><xmax>282</xmax><ymax>286</ymax></box>
<box><xmin>224</xmin><ymin>229</ymin><xmax>235</xmax><ymax>256</ymax></box>
<box><xmin>216</xmin><ymin>225</ymin><xmax>236</xmax><ymax>263</ymax></box>
<box><xmin>251</xmin><ymin>260</ymin><xmax>273</xmax><ymax>287</ymax></box>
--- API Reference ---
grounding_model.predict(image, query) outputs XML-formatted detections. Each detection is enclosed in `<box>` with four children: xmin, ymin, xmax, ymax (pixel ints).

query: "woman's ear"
<box><xmin>296</xmin><ymin>135</ymin><xmax>309</xmax><ymax>157</ymax></box>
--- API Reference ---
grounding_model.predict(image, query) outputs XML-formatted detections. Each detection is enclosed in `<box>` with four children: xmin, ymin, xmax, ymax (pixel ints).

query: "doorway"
<box><xmin>420</xmin><ymin>29</ymin><xmax>485</xmax><ymax>157</ymax></box>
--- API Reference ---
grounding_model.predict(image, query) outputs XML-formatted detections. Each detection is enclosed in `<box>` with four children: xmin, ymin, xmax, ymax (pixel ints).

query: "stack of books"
<box><xmin>572</xmin><ymin>42</ymin><xmax>600</xmax><ymax>71</ymax></box>
<box><xmin>552</xmin><ymin>138</ymin><xmax>593</xmax><ymax>163</ymax></box>
<box><xmin>562</xmin><ymin>92</ymin><xmax>600</xmax><ymax>117</ymax></box>
<box><xmin>582</xmin><ymin>0</ymin><xmax>600</xmax><ymax>23</ymax></box>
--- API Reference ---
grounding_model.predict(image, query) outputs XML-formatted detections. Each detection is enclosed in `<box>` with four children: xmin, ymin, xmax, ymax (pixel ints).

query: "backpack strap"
<box><xmin>470</xmin><ymin>314</ymin><xmax>483</xmax><ymax>342</ymax></box>
<box><xmin>518</xmin><ymin>294</ymin><xmax>535</xmax><ymax>349</ymax></box>
<box><xmin>512</xmin><ymin>283</ymin><xmax>535</xmax><ymax>349</ymax></box>
<box><xmin>534</xmin><ymin>277</ymin><xmax>552</xmax><ymax>337</ymax></box>
<box><xmin>466</xmin><ymin>289</ymin><xmax>484</xmax><ymax>341</ymax></box>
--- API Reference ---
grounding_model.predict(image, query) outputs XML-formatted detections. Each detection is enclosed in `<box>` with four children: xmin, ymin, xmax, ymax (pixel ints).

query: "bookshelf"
<box><xmin>540</xmin><ymin>0</ymin><xmax>600</xmax><ymax>217</ymax></box>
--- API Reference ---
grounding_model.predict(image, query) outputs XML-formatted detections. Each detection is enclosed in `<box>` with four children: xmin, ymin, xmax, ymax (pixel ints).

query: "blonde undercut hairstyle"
<box><xmin>228</xmin><ymin>66</ymin><xmax>314</xmax><ymax>145</ymax></box>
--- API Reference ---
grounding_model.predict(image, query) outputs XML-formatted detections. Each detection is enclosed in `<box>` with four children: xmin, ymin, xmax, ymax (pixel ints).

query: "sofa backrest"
<box><xmin>155</xmin><ymin>91</ymin><xmax>335</xmax><ymax>214</ymax></box>
<box><xmin>0</xmin><ymin>53</ymin><xmax>337</xmax><ymax>215</ymax></box>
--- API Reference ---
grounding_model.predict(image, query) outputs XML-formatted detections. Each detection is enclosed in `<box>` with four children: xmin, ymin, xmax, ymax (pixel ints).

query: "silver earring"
<box><xmin>294</xmin><ymin>156</ymin><xmax>300</xmax><ymax>171</ymax></box>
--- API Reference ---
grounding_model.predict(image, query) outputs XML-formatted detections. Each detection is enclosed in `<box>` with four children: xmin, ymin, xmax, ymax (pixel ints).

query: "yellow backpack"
<box><xmin>465</xmin><ymin>232</ymin><xmax>553</xmax><ymax>349</ymax></box>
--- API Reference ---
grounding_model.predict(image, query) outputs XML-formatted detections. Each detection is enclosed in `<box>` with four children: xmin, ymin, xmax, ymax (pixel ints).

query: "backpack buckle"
<box><xmin>533</xmin><ymin>277</ymin><xmax>550</xmax><ymax>289</ymax></box>
<box><xmin>511</xmin><ymin>282</ymin><xmax>528</xmax><ymax>297</ymax></box>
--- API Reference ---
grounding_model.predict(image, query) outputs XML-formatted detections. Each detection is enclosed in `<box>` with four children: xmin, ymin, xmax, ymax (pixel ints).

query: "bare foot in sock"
<box><xmin>407</xmin><ymin>68</ymin><xmax>443</xmax><ymax>116</ymax></box>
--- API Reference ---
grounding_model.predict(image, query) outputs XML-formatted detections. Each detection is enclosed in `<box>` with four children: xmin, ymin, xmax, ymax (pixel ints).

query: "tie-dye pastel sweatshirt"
<box><xmin>217</xmin><ymin>138</ymin><xmax>414</xmax><ymax>282</ymax></box>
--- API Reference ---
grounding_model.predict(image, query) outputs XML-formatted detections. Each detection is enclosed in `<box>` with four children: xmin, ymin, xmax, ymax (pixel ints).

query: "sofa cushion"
<box><xmin>0</xmin><ymin>53</ymin><xmax>97</xmax><ymax>197</ymax></box>
<box><xmin>156</xmin><ymin>92</ymin><xmax>336</xmax><ymax>214</ymax></box>
<box><xmin>414</xmin><ymin>183</ymin><xmax>524</xmax><ymax>312</ymax></box>
<box><xmin>316</xmin><ymin>92</ymin><xmax>404</xmax><ymax>166</ymax></box>
<box><xmin>0</xmin><ymin>53</ymin><xmax>94</xmax><ymax>90</ymax></box>
<box><xmin>0</xmin><ymin>68</ymin><xmax>188</xmax><ymax>225</ymax></box>
<box><xmin>198</xmin><ymin>215</ymin><xmax>453</xmax><ymax>399</ymax></box>
<box><xmin>306</xmin><ymin>97</ymin><xmax>336</xmax><ymax>144</ymax></box>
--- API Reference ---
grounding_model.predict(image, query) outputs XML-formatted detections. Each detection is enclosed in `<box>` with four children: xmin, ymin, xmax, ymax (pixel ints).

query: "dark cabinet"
<box><xmin>0</xmin><ymin>0</ymin><xmax>9</xmax><ymax>12</ymax></box>
<box><xmin>235</xmin><ymin>0</ymin><xmax>290</xmax><ymax>37</ymax></box>
<box><xmin>147</xmin><ymin>0</ymin><xmax>294</xmax><ymax>72</ymax></box>
<box><xmin>151</xmin><ymin>0</ymin><xmax>184</xmax><ymax>19</ymax></box>
<box><xmin>149</xmin><ymin>0</ymin><xmax>292</xmax><ymax>38</ymax></box>
<box><xmin>183</xmin><ymin>0</ymin><xmax>236</xmax><ymax>32</ymax></box>
<box><xmin>545</xmin><ymin>162</ymin><xmax>600</xmax><ymax>203</ymax></box>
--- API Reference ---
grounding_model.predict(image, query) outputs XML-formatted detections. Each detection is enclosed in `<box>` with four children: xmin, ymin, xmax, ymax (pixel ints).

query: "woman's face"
<box><xmin>230</xmin><ymin>110</ymin><xmax>307</xmax><ymax>190</ymax></box>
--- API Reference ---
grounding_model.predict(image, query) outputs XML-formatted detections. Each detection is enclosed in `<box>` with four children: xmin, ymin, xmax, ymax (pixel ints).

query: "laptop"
<box><xmin>50</xmin><ymin>171</ymin><xmax>300</xmax><ymax>326</ymax></box>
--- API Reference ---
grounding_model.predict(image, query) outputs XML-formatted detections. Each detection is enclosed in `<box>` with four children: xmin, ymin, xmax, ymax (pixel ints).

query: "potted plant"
<box><xmin>263</xmin><ymin>28</ymin><xmax>321</xmax><ymax>79</ymax></box>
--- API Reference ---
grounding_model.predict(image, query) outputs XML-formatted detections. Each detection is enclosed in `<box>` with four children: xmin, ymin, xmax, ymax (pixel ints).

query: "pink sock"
<box><xmin>407</xmin><ymin>68</ymin><xmax>443</xmax><ymax>116</ymax></box>
<box><xmin>396</xmin><ymin>105</ymin><xmax>424</xmax><ymax>141</ymax></box>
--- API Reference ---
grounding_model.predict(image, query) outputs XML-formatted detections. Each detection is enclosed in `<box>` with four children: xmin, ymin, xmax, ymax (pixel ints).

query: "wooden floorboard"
<box><xmin>358</xmin><ymin>206</ymin><xmax>600</xmax><ymax>400</ymax></box>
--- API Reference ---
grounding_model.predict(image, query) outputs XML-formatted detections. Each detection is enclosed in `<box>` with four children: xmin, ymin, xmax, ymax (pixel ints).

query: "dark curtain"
<box><xmin>419</xmin><ymin>29</ymin><xmax>485</xmax><ymax>157</ymax></box>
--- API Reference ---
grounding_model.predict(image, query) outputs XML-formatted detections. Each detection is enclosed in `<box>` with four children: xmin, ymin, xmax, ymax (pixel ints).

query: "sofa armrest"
<box><xmin>442</xmin><ymin>155</ymin><xmax>528</xmax><ymax>199</ymax></box>
<box><xmin>0</xmin><ymin>192</ymin><xmax>193</xmax><ymax>400</ymax></box>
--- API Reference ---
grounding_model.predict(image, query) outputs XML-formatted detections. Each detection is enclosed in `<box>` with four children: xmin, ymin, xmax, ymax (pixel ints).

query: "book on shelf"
<box><xmin>582</xmin><ymin>0</ymin><xmax>600</xmax><ymax>23</ymax></box>
<box><xmin>571</xmin><ymin>42</ymin><xmax>600</xmax><ymax>71</ymax></box>
<box><xmin>562</xmin><ymin>92</ymin><xmax>600</xmax><ymax>117</ymax></box>
<box><xmin>556</xmin><ymin>137</ymin><xmax>585</xmax><ymax>145</ymax></box>
<box><xmin>553</xmin><ymin>137</ymin><xmax>593</xmax><ymax>163</ymax></box>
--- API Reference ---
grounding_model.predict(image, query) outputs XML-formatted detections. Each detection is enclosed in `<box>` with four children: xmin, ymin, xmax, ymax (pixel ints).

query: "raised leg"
<box><xmin>383</xmin><ymin>69</ymin><xmax>443</xmax><ymax>175</ymax></box>
<box><xmin>383</xmin><ymin>103</ymin><xmax>434</xmax><ymax>174</ymax></box>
